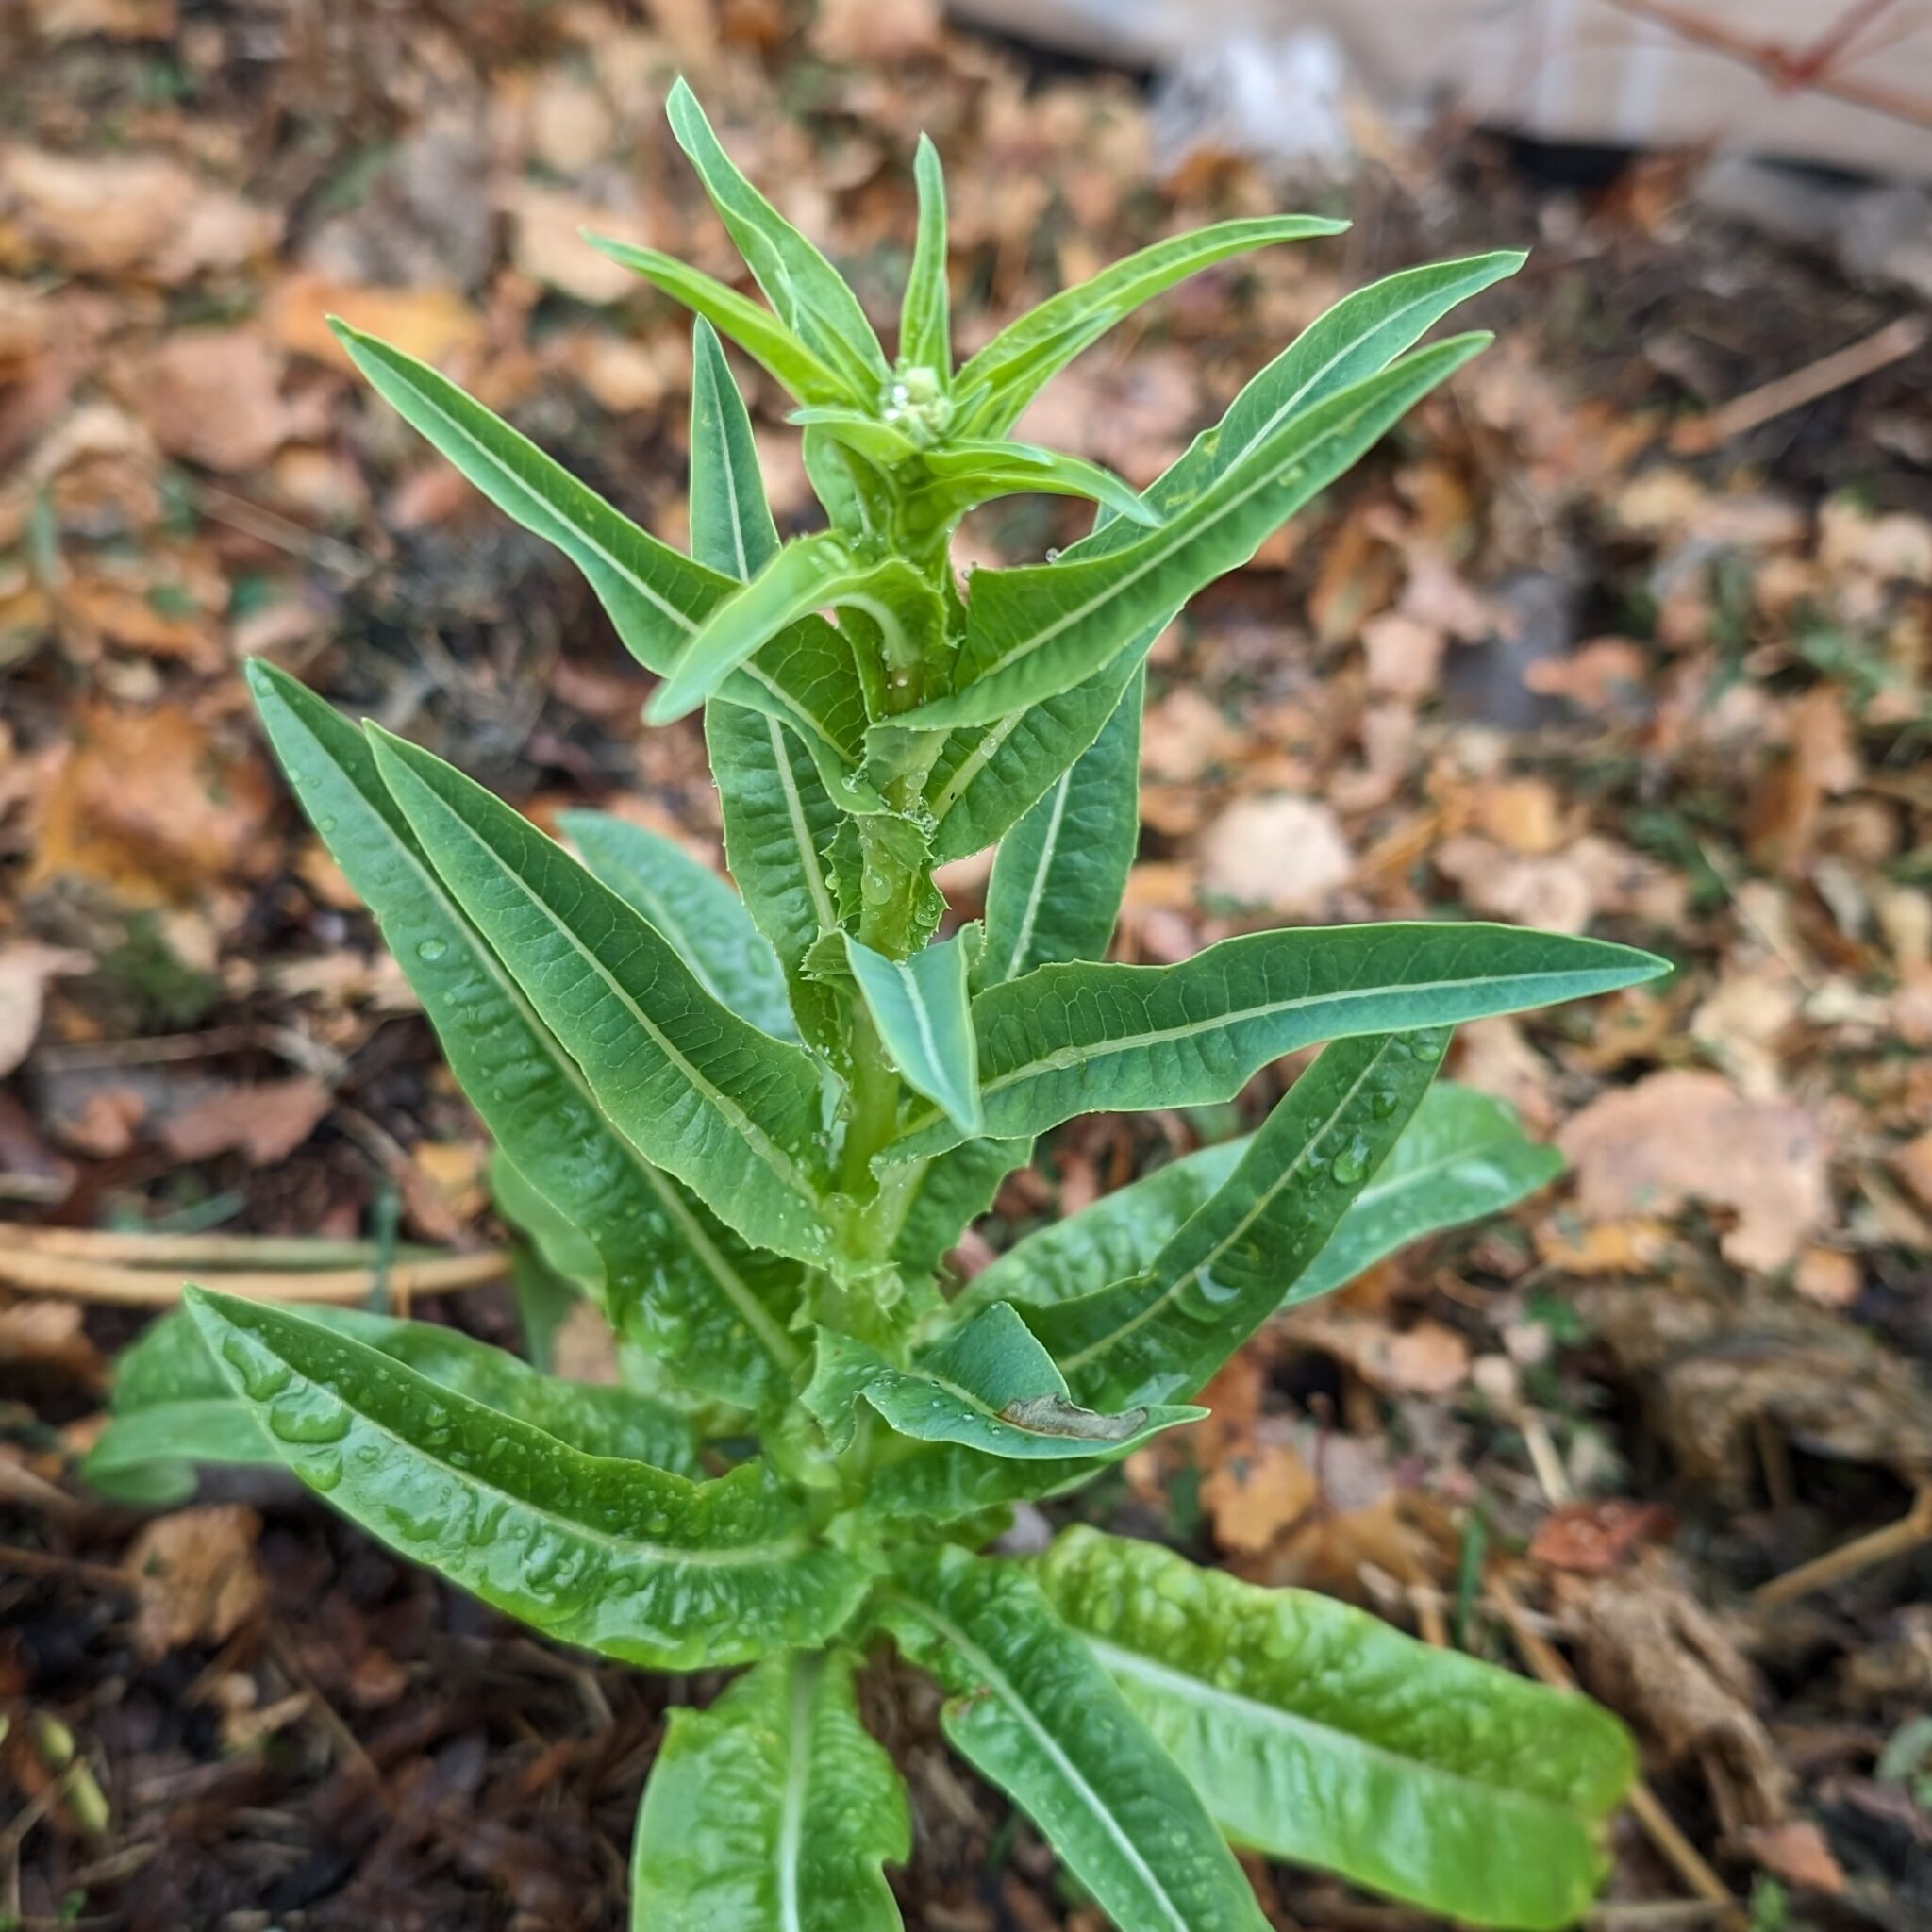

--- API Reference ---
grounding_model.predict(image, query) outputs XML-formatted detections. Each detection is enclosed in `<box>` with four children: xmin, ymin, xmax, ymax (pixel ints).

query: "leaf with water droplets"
<box><xmin>843</xmin><ymin>929</ymin><xmax>982</xmax><ymax>1138</ymax></box>
<box><xmin>958</xmin><ymin>1080</ymin><xmax>1561</xmax><ymax>1328</ymax></box>
<box><xmin>982</xmin><ymin>663</ymin><xmax>1141</xmax><ymax>984</ymax></box>
<box><xmin>1027</xmin><ymin>1033</ymin><xmax>1442</xmax><ymax>1410</ymax></box>
<box><xmin>806</xmin><ymin>1303</ymin><xmax>1199</xmax><ymax>1462</ymax></box>
<box><xmin>630</xmin><ymin>1649</ymin><xmax>908</xmax><ymax>1932</ymax></box>
<box><xmin>84</xmin><ymin>1304</ymin><xmax>702</xmax><ymax>1505</ymax></box>
<box><xmin>878</xmin><ymin>1545</ymin><xmax>1271</xmax><ymax>1932</ymax></box>
<box><xmin>1037</xmin><ymin>1527</ymin><xmax>1633</xmax><ymax>1931</ymax></box>
<box><xmin>561</xmin><ymin>810</ymin><xmax>797</xmax><ymax>1041</ymax></box>
<box><xmin>1291</xmin><ymin>1081</ymin><xmax>1563</xmax><ymax>1305</ymax></box>
<box><xmin>922</xmin><ymin>254</ymin><xmax>1524</xmax><ymax>861</ymax></box>
<box><xmin>900</xmin><ymin>337</ymin><xmax>1490</xmax><ymax>733</ymax></box>
<box><xmin>370</xmin><ymin>725</ymin><xmax>836</xmax><ymax>1266</ymax></box>
<box><xmin>185</xmin><ymin>1289</ymin><xmax>868</xmax><ymax>1669</ymax></box>
<box><xmin>889</xmin><ymin>922</ymin><xmax>1669</xmax><ymax>1162</ymax></box>
<box><xmin>246</xmin><ymin>661</ymin><xmax>807</xmax><ymax>1412</ymax></box>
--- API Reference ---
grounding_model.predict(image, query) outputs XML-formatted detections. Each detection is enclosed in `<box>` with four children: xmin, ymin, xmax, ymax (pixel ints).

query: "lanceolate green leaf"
<box><xmin>921</xmin><ymin>255</ymin><xmax>1523</xmax><ymax>857</ymax></box>
<box><xmin>891</xmin><ymin>923</ymin><xmax>1668</xmax><ymax>1160</ymax></box>
<box><xmin>953</xmin><ymin>213</ymin><xmax>1348</xmax><ymax>438</ymax></box>
<box><xmin>844</xmin><ymin>930</ymin><xmax>981</xmax><ymax>1137</ymax></box>
<box><xmin>689</xmin><ymin>315</ymin><xmax>781</xmax><ymax>581</ymax></box>
<box><xmin>808</xmin><ymin>1303</ymin><xmax>1199</xmax><ymax>1461</ymax></box>
<box><xmin>84</xmin><ymin>1304</ymin><xmax>702</xmax><ymax>1504</ymax></box>
<box><xmin>370</xmin><ymin>727</ymin><xmax>836</xmax><ymax>1265</ymax></box>
<box><xmin>1291</xmin><ymin>1081</ymin><xmax>1562</xmax><ymax>1303</ymax></box>
<box><xmin>708</xmin><ymin>698</ymin><xmax>850</xmax><ymax>1052</ymax></box>
<box><xmin>650</xmin><ymin>533</ymin><xmax>871</xmax><ymax>724</ymax></box>
<box><xmin>631</xmin><ymin>1649</ymin><xmax>908</xmax><ymax>1932</ymax></box>
<box><xmin>903</xmin><ymin>335</ymin><xmax>1488</xmax><ymax>731</ymax></box>
<box><xmin>983</xmin><ymin>663</ymin><xmax>1141</xmax><ymax>983</ymax></box>
<box><xmin>957</xmin><ymin>1139</ymin><xmax>1245</xmax><ymax>1324</ymax></box>
<box><xmin>912</xmin><ymin>441</ymin><xmax>1160</xmax><ymax>528</ymax></box>
<box><xmin>329</xmin><ymin>318</ymin><xmax>873</xmax><ymax>803</ymax></box>
<box><xmin>187</xmin><ymin>1290</ymin><xmax>867</xmax><ymax>1668</ymax></box>
<box><xmin>246</xmin><ymin>661</ymin><xmax>805</xmax><ymax>1410</ymax></box>
<box><xmin>1080</xmin><ymin>250</ymin><xmax>1527</xmax><ymax>556</ymax></box>
<box><xmin>960</xmin><ymin>1080</ymin><xmax>1559</xmax><ymax>1321</ymax></box>
<box><xmin>561</xmin><ymin>810</ymin><xmax>797</xmax><ymax>1041</ymax></box>
<box><xmin>1030</xmin><ymin>1032</ymin><xmax>1443</xmax><ymax>1410</ymax></box>
<box><xmin>898</xmin><ymin>133</ymin><xmax>951</xmax><ymax>379</ymax></box>
<box><xmin>924</xmin><ymin>628</ymin><xmax>1156</xmax><ymax>863</ymax></box>
<box><xmin>586</xmin><ymin>234</ymin><xmax>850</xmax><ymax>406</ymax></box>
<box><xmin>1038</xmin><ymin>1528</ymin><xmax>1634</xmax><ymax>1932</ymax></box>
<box><xmin>331</xmin><ymin>318</ymin><xmax>723</xmax><ymax>674</ymax></box>
<box><xmin>879</xmin><ymin>1547</ymin><xmax>1270</xmax><ymax>1932</ymax></box>
<box><xmin>667</xmin><ymin>78</ymin><xmax>890</xmax><ymax>401</ymax></box>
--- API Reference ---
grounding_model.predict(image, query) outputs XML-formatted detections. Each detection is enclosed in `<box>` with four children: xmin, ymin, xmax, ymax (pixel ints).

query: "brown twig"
<box><xmin>0</xmin><ymin>1241</ymin><xmax>509</xmax><ymax>1307</ymax></box>
<box><xmin>1489</xmin><ymin>1575</ymin><xmax>1741</xmax><ymax>1924</ymax></box>
<box><xmin>1671</xmin><ymin>315</ymin><xmax>1930</xmax><ymax>454</ymax></box>
<box><xmin>1754</xmin><ymin>1481</ymin><xmax>1932</xmax><ymax>1607</ymax></box>
<box><xmin>10</xmin><ymin>1225</ymin><xmax>441</xmax><ymax>1269</ymax></box>
<box><xmin>1607</xmin><ymin>0</ymin><xmax>1932</xmax><ymax>132</ymax></box>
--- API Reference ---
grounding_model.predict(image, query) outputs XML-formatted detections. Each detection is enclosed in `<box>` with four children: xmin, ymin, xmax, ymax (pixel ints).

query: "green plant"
<box><xmin>91</xmin><ymin>84</ymin><xmax>1667</xmax><ymax>1932</ymax></box>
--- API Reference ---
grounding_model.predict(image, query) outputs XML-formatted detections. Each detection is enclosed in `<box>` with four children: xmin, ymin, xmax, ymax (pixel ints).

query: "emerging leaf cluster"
<box><xmin>92</xmin><ymin>85</ymin><xmax>1666</xmax><ymax>1932</ymax></box>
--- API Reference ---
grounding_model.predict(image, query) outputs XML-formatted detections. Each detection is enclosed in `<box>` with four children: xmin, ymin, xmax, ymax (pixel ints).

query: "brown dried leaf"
<box><xmin>1558</xmin><ymin>1070</ymin><xmax>1829</xmax><ymax>1272</ymax></box>
<box><xmin>1739</xmin><ymin>1821</ymin><xmax>1845</xmax><ymax>1895</ymax></box>
<box><xmin>158</xmin><ymin>1076</ymin><xmax>332</xmax><ymax>1166</ymax></box>
<box><xmin>0</xmin><ymin>146</ymin><xmax>276</xmax><ymax>283</ymax></box>
<box><xmin>28</xmin><ymin>703</ymin><xmax>276</xmax><ymax>906</ymax></box>
<box><xmin>1557</xmin><ymin>1556</ymin><xmax>1791</xmax><ymax>1832</ymax></box>
<box><xmin>1195</xmin><ymin>795</ymin><xmax>1351</xmax><ymax>914</ymax></box>
<box><xmin>131</xmin><ymin>328</ymin><xmax>296</xmax><ymax>474</ymax></box>
<box><xmin>1202</xmin><ymin>1439</ymin><xmax>1319</xmax><ymax>1557</ymax></box>
<box><xmin>125</xmin><ymin>1505</ymin><xmax>265</xmax><ymax>1659</ymax></box>
<box><xmin>1528</xmin><ymin>1499</ymin><xmax>1674</xmax><ymax>1575</ymax></box>
<box><xmin>0</xmin><ymin>941</ymin><xmax>92</xmax><ymax>1078</ymax></box>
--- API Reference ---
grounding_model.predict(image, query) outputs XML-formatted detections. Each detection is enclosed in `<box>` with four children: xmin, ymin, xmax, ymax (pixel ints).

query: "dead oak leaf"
<box><xmin>28</xmin><ymin>702</ymin><xmax>276</xmax><ymax>906</ymax></box>
<box><xmin>126</xmin><ymin>1505</ymin><xmax>265</xmax><ymax>1659</ymax></box>
<box><xmin>1557</xmin><ymin>1069</ymin><xmax>1829</xmax><ymax>1273</ymax></box>
<box><xmin>0</xmin><ymin>941</ymin><xmax>92</xmax><ymax>1078</ymax></box>
<box><xmin>159</xmin><ymin>1075</ymin><xmax>332</xmax><ymax>1166</ymax></box>
<box><xmin>0</xmin><ymin>146</ymin><xmax>276</xmax><ymax>283</ymax></box>
<box><xmin>130</xmin><ymin>328</ymin><xmax>297</xmax><ymax>474</ymax></box>
<box><xmin>1202</xmin><ymin>1439</ymin><xmax>1319</xmax><ymax>1557</ymax></box>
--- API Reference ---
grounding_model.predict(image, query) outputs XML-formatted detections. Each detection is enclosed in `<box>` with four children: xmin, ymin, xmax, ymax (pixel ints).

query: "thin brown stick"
<box><xmin>1606</xmin><ymin>0</ymin><xmax>1932</xmax><ymax>131</ymax></box>
<box><xmin>1489</xmin><ymin>1575</ymin><xmax>1740</xmax><ymax>1922</ymax></box>
<box><xmin>1754</xmin><ymin>1482</ymin><xmax>1932</xmax><ymax>1607</ymax></box>
<box><xmin>1671</xmin><ymin>315</ymin><xmax>1929</xmax><ymax>454</ymax></box>
<box><xmin>9</xmin><ymin>1225</ymin><xmax>441</xmax><ymax>1269</ymax></box>
<box><xmin>0</xmin><ymin>1245</ymin><xmax>508</xmax><ymax>1307</ymax></box>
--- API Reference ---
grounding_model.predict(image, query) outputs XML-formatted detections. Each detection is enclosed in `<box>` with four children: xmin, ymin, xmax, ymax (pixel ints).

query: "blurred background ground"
<box><xmin>1</xmin><ymin>2</ymin><xmax>1930</xmax><ymax>1928</ymax></box>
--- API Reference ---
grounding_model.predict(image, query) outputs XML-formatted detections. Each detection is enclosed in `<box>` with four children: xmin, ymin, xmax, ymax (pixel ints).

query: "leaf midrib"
<box><xmin>1055</xmin><ymin>1041</ymin><xmax>1394</xmax><ymax>1379</ymax></box>
<box><xmin>242</xmin><ymin>1324</ymin><xmax>813</xmax><ymax>1573</ymax></box>
<box><xmin>335</xmin><ymin>740</ymin><xmax>804</xmax><ymax>1374</ymax></box>
<box><xmin>896</xmin><ymin>1595</ymin><xmax>1192</xmax><ymax>1932</ymax></box>
<box><xmin>992</xmin><ymin>766</ymin><xmax>1071</xmax><ymax>985</ymax></box>
<box><xmin>898</xmin><ymin>954</ymin><xmax>1615</xmax><ymax>1145</ymax></box>
<box><xmin>1085</xmin><ymin>1635</ymin><xmax>1597</xmax><ymax>1819</ymax></box>
<box><xmin>420</xmin><ymin>783</ymin><xmax>821</xmax><ymax>1211</ymax></box>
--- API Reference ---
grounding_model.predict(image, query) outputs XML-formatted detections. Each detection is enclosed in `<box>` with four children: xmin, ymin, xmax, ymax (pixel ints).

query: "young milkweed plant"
<box><xmin>88</xmin><ymin>82</ymin><xmax>1668</xmax><ymax>1932</ymax></box>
